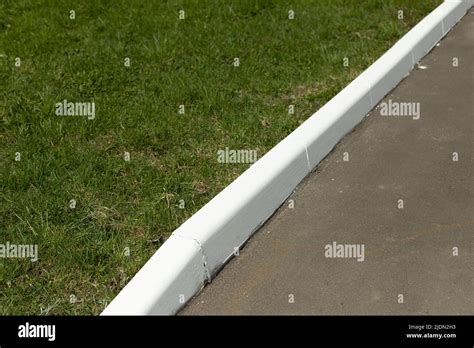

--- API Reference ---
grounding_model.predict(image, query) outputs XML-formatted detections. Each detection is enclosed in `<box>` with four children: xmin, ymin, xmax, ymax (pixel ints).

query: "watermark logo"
<box><xmin>217</xmin><ymin>147</ymin><xmax>257</xmax><ymax>164</ymax></box>
<box><xmin>0</xmin><ymin>242</ymin><xmax>38</xmax><ymax>262</ymax></box>
<box><xmin>324</xmin><ymin>241</ymin><xmax>365</xmax><ymax>262</ymax></box>
<box><xmin>55</xmin><ymin>99</ymin><xmax>95</xmax><ymax>120</ymax></box>
<box><xmin>18</xmin><ymin>322</ymin><xmax>55</xmax><ymax>342</ymax></box>
<box><xmin>379</xmin><ymin>99</ymin><xmax>420</xmax><ymax>120</ymax></box>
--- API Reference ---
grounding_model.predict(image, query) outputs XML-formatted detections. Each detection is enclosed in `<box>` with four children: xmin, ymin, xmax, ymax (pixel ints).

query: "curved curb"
<box><xmin>102</xmin><ymin>0</ymin><xmax>473</xmax><ymax>315</ymax></box>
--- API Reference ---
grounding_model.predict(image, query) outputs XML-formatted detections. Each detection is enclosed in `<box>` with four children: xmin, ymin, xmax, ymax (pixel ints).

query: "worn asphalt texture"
<box><xmin>181</xmin><ymin>11</ymin><xmax>473</xmax><ymax>315</ymax></box>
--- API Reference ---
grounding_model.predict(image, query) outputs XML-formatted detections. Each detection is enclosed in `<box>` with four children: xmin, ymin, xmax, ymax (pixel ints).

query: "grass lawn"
<box><xmin>0</xmin><ymin>0</ymin><xmax>441</xmax><ymax>315</ymax></box>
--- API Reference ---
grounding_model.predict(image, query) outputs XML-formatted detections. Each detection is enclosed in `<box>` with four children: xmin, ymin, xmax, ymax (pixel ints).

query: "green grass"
<box><xmin>0</xmin><ymin>0</ymin><xmax>441</xmax><ymax>315</ymax></box>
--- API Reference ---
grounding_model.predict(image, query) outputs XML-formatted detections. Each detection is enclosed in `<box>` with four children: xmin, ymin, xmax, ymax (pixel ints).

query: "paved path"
<box><xmin>181</xmin><ymin>12</ymin><xmax>473</xmax><ymax>315</ymax></box>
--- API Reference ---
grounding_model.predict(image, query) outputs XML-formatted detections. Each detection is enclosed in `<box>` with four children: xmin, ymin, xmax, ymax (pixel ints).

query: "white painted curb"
<box><xmin>102</xmin><ymin>0</ymin><xmax>472</xmax><ymax>315</ymax></box>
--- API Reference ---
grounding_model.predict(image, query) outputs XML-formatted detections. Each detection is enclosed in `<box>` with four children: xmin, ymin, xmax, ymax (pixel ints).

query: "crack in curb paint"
<box><xmin>304</xmin><ymin>146</ymin><xmax>311</xmax><ymax>171</ymax></box>
<box><xmin>173</xmin><ymin>234</ymin><xmax>212</xmax><ymax>284</ymax></box>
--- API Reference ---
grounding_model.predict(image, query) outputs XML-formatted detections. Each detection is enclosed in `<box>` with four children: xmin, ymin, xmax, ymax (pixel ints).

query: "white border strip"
<box><xmin>102</xmin><ymin>0</ymin><xmax>472</xmax><ymax>315</ymax></box>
